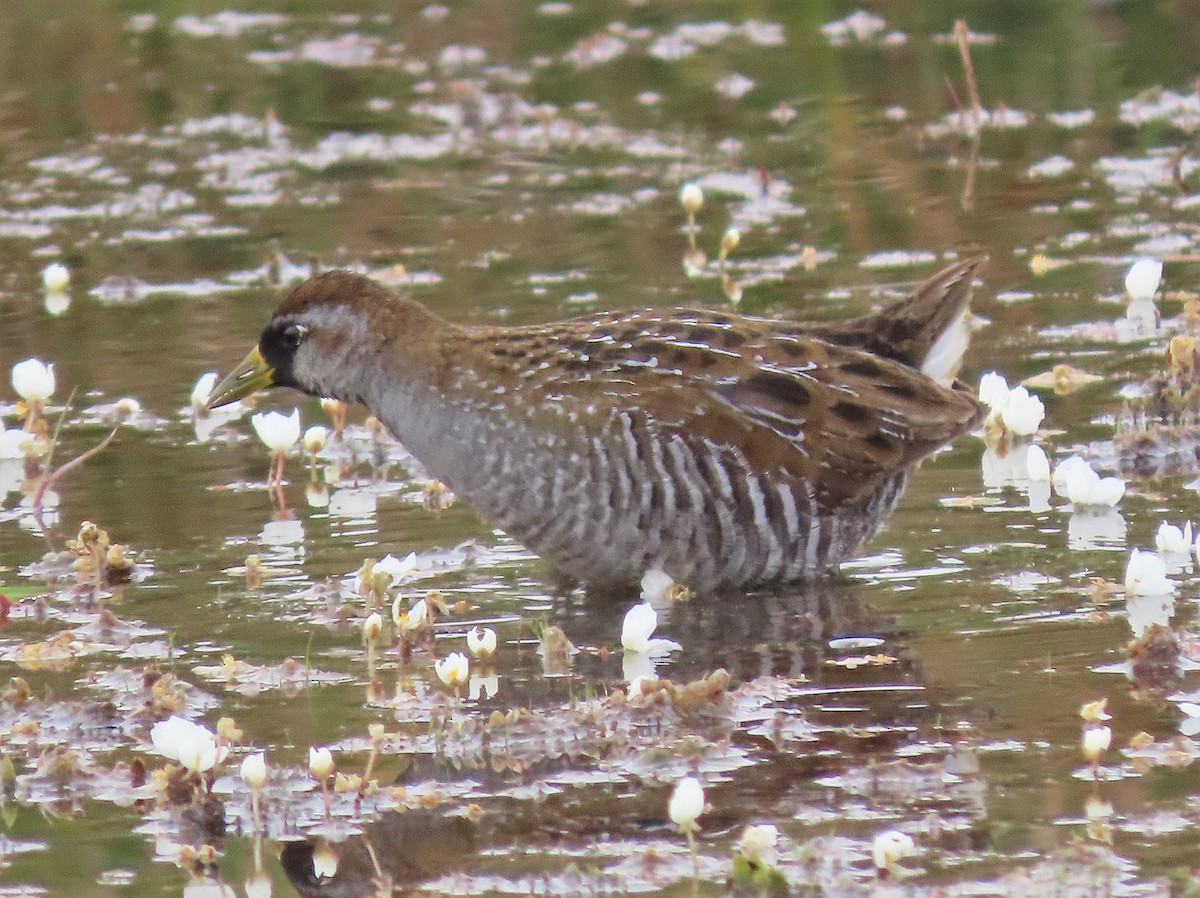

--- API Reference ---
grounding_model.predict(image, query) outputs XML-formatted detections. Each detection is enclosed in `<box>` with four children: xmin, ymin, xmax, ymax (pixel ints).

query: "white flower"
<box><xmin>1081</xmin><ymin>725</ymin><xmax>1111</xmax><ymax>763</ymax></box>
<box><xmin>42</xmin><ymin>262</ymin><xmax>69</xmax><ymax>292</ymax></box>
<box><xmin>392</xmin><ymin>596</ymin><xmax>427</xmax><ymax>631</ymax></box>
<box><xmin>251</xmin><ymin>409</ymin><xmax>300</xmax><ymax>454</ymax></box>
<box><xmin>668</xmin><ymin>776</ymin><xmax>705</xmax><ymax>833</ymax></box>
<box><xmin>1052</xmin><ymin>455</ymin><xmax>1089</xmax><ymax>497</ymax></box>
<box><xmin>1026</xmin><ymin>445</ymin><xmax>1051</xmax><ymax>481</ymax></box>
<box><xmin>375</xmin><ymin>552</ymin><xmax>418</xmax><ymax>586</ymax></box>
<box><xmin>435</xmin><ymin>651</ymin><xmax>470</xmax><ymax>688</ymax></box>
<box><xmin>999</xmin><ymin>387</ymin><xmax>1044</xmax><ymax>435</ymax></box>
<box><xmin>191</xmin><ymin>372</ymin><xmax>218</xmax><ymax>410</ymax></box>
<box><xmin>977</xmin><ymin>371</ymin><xmax>1010</xmax><ymax>410</ymax></box>
<box><xmin>308</xmin><ymin>746</ymin><xmax>335</xmax><ymax>780</ymax></box>
<box><xmin>621</xmin><ymin>602</ymin><xmax>658</xmax><ymax>653</ymax></box>
<box><xmin>466</xmin><ymin>626</ymin><xmax>497</xmax><ymax>658</ymax></box>
<box><xmin>11</xmin><ymin>358</ymin><xmax>55</xmax><ymax>403</ymax></box>
<box><xmin>240</xmin><ymin>752</ymin><xmax>267</xmax><ymax>790</ymax></box>
<box><xmin>1053</xmin><ymin>456</ymin><xmax>1124</xmax><ymax>507</ymax></box>
<box><xmin>1125</xmin><ymin>257</ymin><xmax>1163</xmax><ymax>302</ymax></box>
<box><xmin>736</xmin><ymin>823</ymin><xmax>779</xmax><ymax>867</ymax></box>
<box><xmin>115</xmin><ymin>397</ymin><xmax>141</xmax><ymax>421</ymax></box>
<box><xmin>1177</xmin><ymin>701</ymin><xmax>1200</xmax><ymax>737</ymax></box>
<box><xmin>303</xmin><ymin>425</ymin><xmax>329</xmax><ymax>455</ymax></box>
<box><xmin>1125</xmin><ymin>548</ymin><xmax>1176</xmax><ymax>596</ymax></box>
<box><xmin>721</xmin><ymin>228</ymin><xmax>740</xmax><ymax>254</ymax></box>
<box><xmin>679</xmin><ymin>183</ymin><xmax>704</xmax><ymax>215</ymax></box>
<box><xmin>872</xmin><ymin>830</ymin><xmax>915</xmax><ymax>872</ymax></box>
<box><xmin>150</xmin><ymin>716</ymin><xmax>228</xmax><ymax>774</ymax></box>
<box><xmin>362</xmin><ymin>612</ymin><xmax>383</xmax><ymax>642</ymax></box>
<box><xmin>1156</xmin><ymin>521</ymin><xmax>1193</xmax><ymax>556</ymax></box>
<box><xmin>640</xmin><ymin>569</ymin><xmax>676</xmax><ymax>602</ymax></box>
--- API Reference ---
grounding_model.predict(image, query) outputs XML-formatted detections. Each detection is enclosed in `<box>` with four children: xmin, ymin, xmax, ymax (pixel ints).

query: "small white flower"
<box><xmin>191</xmin><ymin>372</ymin><xmax>218</xmax><ymax>410</ymax></box>
<box><xmin>150</xmin><ymin>716</ymin><xmax>228</xmax><ymax>774</ymax></box>
<box><xmin>679</xmin><ymin>182</ymin><xmax>704</xmax><ymax>215</ymax></box>
<box><xmin>42</xmin><ymin>262</ymin><xmax>70</xmax><ymax>292</ymax></box>
<box><xmin>1124</xmin><ymin>257</ymin><xmax>1163</xmax><ymax>302</ymax></box>
<box><xmin>999</xmin><ymin>386</ymin><xmax>1044</xmax><ymax>435</ymax></box>
<box><xmin>1125</xmin><ymin>548</ymin><xmax>1176</xmax><ymax>596</ymax></box>
<box><xmin>1053</xmin><ymin>456</ymin><xmax>1124</xmax><ymax>507</ymax></box>
<box><xmin>721</xmin><ymin>228</ymin><xmax>740</xmax><ymax>254</ymax></box>
<box><xmin>115</xmin><ymin>397</ymin><xmax>141</xmax><ymax>421</ymax></box>
<box><xmin>621</xmin><ymin>602</ymin><xmax>658</xmax><ymax>653</ymax></box>
<box><xmin>240</xmin><ymin>752</ymin><xmax>267</xmax><ymax>790</ymax></box>
<box><xmin>977</xmin><ymin>371</ymin><xmax>1010</xmax><ymax>410</ymax></box>
<box><xmin>872</xmin><ymin>830</ymin><xmax>915</xmax><ymax>873</ymax></box>
<box><xmin>466</xmin><ymin>626</ymin><xmax>497</xmax><ymax>658</ymax></box>
<box><xmin>736</xmin><ymin>823</ymin><xmax>779</xmax><ymax>867</ymax></box>
<box><xmin>1051</xmin><ymin>455</ymin><xmax>1089</xmax><ymax>497</ymax></box>
<box><xmin>391</xmin><ymin>595</ymin><xmax>427</xmax><ymax>630</ymax></box>
<box><xmin>640</xmin><ymin>568</ymin><xmax>676</xmax><ymax>602</ymax></box>
<box><xmin>668</xmin><ymin>776</ymin><xmax>705</xmax><ymax>833</ymax></box>
<box><xmin>308</xmin><ymin>746</ymin><xmax>335</xmax><ymax>780</ymax></box>
<box><xmin>11</xmin><ymin>358</ymin><xmax>56</xmax><ymax>403</ymax></box>
<box><xmin>362</xmin><ymin>612</ymin><xmax>384</xmax><ymax>642</ymax></box>
<box><xmin>435</xmin><ymin>651</ymin><xmax>470</xmax><ymax>688</ymax></box>
<box><xmin>375</xmin><ymin>552</ymin><xmax>418</xmax><ymax>586</ymax></box>
<box><xmin>1156</xmin><ymin>521</ymin><xmax>1193</xmax><ymax>556</ymax></box>
<box><xmin>1025</xmin><ymin>445</ymin><xmax>1051</xmax><ymax>481</ymax></box>
<box><xmin>1081</xmin><ymin>725</ymin><xmax>1111</xmax><ymax>763</ymax></box>
<box><xmin>251</xmin><ymin>409</ymin><xmax>300</xmax><ymax>454</ymax></box>
<box><xmin>303</xmin><ymin>425</ymin><xmax>329</xmax><ymax>455</ymax></box>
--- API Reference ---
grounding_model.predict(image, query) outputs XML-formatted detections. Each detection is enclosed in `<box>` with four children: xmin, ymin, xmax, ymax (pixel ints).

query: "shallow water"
<box><xmin>2</xmin><ymin>2</ymin><xmax>1200</xmax><ymax>895</ymax></box>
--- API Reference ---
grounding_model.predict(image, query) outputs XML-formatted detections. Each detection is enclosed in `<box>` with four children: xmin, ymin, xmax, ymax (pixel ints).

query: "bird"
<box><xmin>209</xmin><ymin>257</ymin><xmax>987</xmax><ymax>593</ymax></box>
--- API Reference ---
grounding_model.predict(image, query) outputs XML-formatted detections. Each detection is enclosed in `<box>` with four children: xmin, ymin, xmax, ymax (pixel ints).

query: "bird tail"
<box><xmin>805</xmin><ymin>256</ymin><xmax>985</xmax><ymax>387</ymax></box>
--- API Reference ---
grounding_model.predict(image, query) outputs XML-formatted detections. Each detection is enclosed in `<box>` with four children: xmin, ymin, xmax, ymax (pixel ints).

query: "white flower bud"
<box><xmin>668</xmin><ymin>776</ymin><xmax>705</xmax><ymax>833</ymax></box>
<box><xmin>240</xmin><ymin>751</ymin><xmax>267</xmax><ymax>790</ymax></box>
<box><xmin>308</xmin><ymin>746</ymin><xmax>335</xmax><ymax>780</ymax></box>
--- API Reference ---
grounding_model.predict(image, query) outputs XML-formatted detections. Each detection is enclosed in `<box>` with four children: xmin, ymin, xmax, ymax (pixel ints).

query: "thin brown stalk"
<box><xmin>953</xmin><ymin>20</ymin><xmax>982</xmax><ymax>135</ymax></box>
<box><xmin>33</xmin><ymin>418</ymin><xmax>120</xmax><ymax>537</ymax></box>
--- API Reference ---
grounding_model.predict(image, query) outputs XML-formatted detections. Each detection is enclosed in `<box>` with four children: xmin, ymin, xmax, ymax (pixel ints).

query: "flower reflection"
<box><xmin>1126</xmin><ymin>592</ymin><xmax>1175</xmax><ymax>637</ymax></box>
<box><xmin>981</xmin><ymin>443</ymin><xmax>1032</xmax><ymax>488</ymax></box>
<box><xmin>44</xmin><ymin>290</ymin><xmax>70</xmax><ymax>317</ymax></box>
<box><xmin>259</xmin><ymin>518</ymin><xmax>304</xmax><ymax>547</ymax></box>
<box><xmin>1067</xmin><ymin>509</ymin><xmax>1126</xmax><ymax>550</ymax></box>
<box><xmin>623</xmin><ymin>648</ymin><xmax>657</xmax><ymax>683</ymax></box>
<box><xmin>468</xmin><ymin>673</ymin><xmax>499</xmax><ymax>700</ymax></box>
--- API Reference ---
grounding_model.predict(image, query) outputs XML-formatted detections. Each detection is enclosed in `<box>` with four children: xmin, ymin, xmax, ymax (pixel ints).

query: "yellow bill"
<box><xmin>207</xmin><ymin>346</ymin><xmax>275</xmax><ymax>409</ymax></box>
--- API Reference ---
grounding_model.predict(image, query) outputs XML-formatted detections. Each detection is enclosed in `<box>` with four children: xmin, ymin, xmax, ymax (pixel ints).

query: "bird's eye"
<box><xmin>281</xmin><ymin>324</ymin><xmax>308</xmax><ymax>349</ymax></box>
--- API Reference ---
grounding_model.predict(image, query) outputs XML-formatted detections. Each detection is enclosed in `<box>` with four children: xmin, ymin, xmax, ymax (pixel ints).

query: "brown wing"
<box><xmin>466</xmin><ymin>312</ymin><xmax>984</xmax><ymax>515</ymax></box>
